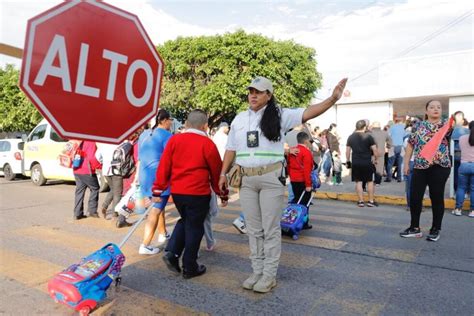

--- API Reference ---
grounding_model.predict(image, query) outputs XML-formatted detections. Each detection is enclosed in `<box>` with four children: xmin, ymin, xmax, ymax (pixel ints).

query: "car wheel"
<box><xmin>3</xmin><ymin>164</ymin><xmax>16</xmax><ymax>181</ymax></box>
<box><xmin>31</xmin><ymin>164</ymin><xmax>47</xmax><ymax>186</ymax></box>
<box><xmin>97</xmin><ymin>171</ymin><xmax>109</xmax><ymax>193</ymax></box>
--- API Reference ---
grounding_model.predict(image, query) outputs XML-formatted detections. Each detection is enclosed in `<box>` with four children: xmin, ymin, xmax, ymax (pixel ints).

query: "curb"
<box><xmin>315</xmin><ymin>190</ymin><xmax>462</xmax><ymax>210</ymax></box>
<box><xmin>230</xmin><ymin>188</ymin><xmax>464</xmax><ymax>210</ymax></box>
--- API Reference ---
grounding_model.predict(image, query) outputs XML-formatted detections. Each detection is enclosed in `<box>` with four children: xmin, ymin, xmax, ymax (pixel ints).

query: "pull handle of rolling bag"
<box><xmin>296</xmin><ymin>191</ymin><xmax>314</xmax><ymax>208</ymax></box>
<box><xmin>117</xmin><ymin>204</ymin><xmax>153</xmax><ymax>249</ymax></box>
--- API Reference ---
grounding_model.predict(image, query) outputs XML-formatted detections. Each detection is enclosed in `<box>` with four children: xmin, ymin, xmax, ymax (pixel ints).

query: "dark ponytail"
<box><xmin>260</xmin><ymin>95</ymin><xmax>282</xmax><ymax>142</ymax></box>
<box><xmin>468</xmin><ymin>121</ymin><xmax>474</xmax><ymax>146</ymax></box>
<box><xmin>152</xmin><ymin>109</ymin><xmax>170</xmax><ymax>129</ymax></box>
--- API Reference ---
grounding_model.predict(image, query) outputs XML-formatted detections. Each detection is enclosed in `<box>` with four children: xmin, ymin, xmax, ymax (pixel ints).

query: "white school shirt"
<box><xmin>95</xmin><ymin>143</ymin><xmax>119</xmax><ymax>176</ymax></box>
<box><xmin>226</xmin><ymin>106</ymin><xmax>305</xmax><ymax>168</ymax></box>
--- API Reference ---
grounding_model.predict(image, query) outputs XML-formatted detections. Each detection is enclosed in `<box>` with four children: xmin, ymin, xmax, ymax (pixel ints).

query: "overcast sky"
<box><xmin>1</xmin><ymin>0</ymin><xmax>472</xmax><ymax>97</ymax></box>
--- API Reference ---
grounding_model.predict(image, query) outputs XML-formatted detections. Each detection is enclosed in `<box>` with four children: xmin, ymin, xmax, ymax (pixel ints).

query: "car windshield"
<box><xmin>50</xmin><ymin>129</ymin><xmax>67</xmax><ymax>142</ymax></box>
<box><xmin>28</xmin><ymin>124</ymin><xmax>47</xmax><ymax>141</ymax></box>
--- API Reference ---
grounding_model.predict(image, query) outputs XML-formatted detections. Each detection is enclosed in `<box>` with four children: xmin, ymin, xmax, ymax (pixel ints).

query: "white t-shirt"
<box><xmin>212</xmin><ymin>129</ymin><xmax>228</xmax><ymax>160</ymax></box>
<box><xmin>95</xmin><ymin>143</ymin><xmax>119</xmax><ymax>176</ymax></box>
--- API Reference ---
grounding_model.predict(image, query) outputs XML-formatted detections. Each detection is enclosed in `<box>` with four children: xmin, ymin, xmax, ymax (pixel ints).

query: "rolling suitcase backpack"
<box><xmin>281</xmin><ymin>192</ymin><xmax>313</xmax><ymax>240</ymax></box>
<box><xmin>47</xmin><ymin>206</ymin><xmax>152</xmax><ymax>315</ymax></box>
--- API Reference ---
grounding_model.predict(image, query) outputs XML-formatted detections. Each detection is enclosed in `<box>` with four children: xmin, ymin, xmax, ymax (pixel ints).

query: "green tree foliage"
<box><xmin>0</xmin><ymin>64</ymin><xmax>41</xmax><ymax>132</ymax></box>
<box><xmin>158</xmin><ymin>30</ymin><xmax>322</xmax><ymax>127</ymax></box>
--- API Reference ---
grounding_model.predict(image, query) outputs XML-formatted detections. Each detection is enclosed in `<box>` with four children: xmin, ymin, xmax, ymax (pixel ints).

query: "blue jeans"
<box><xmin>405</xmin><ymin>161</ymin><xmax>414</xmax><ymax>208</ymax></box>
<box><xmin>322</xmin><ymin>151</ymin><xmax>332</xmax><ymax>178</ymax></box>
<box><xmin>287</xmin><ymin>182</ymin><xmax>294</xmax><ymax>203</ymax></box>
<box><xmin>386</xmin><ymin>146</ymin><xmax>403</xmax><ymax>181</ymax></box>
<box><xmin>455</xmin><ymin>162</ymin><xmax>474</xmax><ymax>209</ymax></box>
<box><xmin>453</xmin><ymin>157</ymin><xmax>461</xmax><ymax>191</ymax></box>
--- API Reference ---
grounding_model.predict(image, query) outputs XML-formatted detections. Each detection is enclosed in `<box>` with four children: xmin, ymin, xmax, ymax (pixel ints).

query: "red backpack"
<box><xmin>59</xmin><ymin>140</ymin><xmax>83</xmax><ymax>168</ymax></box>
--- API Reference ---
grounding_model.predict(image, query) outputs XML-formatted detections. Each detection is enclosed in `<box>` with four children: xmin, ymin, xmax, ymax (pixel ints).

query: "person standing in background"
<box><xmin>73</xmin><ymin>141</ymin><xmax>102</xmax><ymax>220</ymax></box>
<box><xmin>96</xmin><ymin>142</ymin><xmax>120</xmax><ymax>220</ymax></box>
<box><xmin>212</xmin><ymin>122</ymin><xmax>229</xmax><ymax>159</ymax></box>
<box><xmin>401</xmin><ymin>100</ymin><xmax>453</xmax><ymax>242</ymax></box>
<box><xmin>346</xmin><ymin>120</ymin><xmax>378</xmax><ymax>207</ymax></box>
<box><xmin>369</xmin><ymin>122</ymin><xmax>391</xmax><ymax>185</ymax></box>
<box><xmin>386</xmin><ymin>118</ymin><xmax>406</xmax><ymax>182</ymax></box>
<box><xmin>452</xmin><ymin>121</ymin><xmax>474</xmax><ymax>218</ymax></box>
<box><xmin>136</xmin><ymin>109</ymin><xmax>173</xmax><ymax>255</ymax></box>
<box><xmin>451</xmin><ymin>111</ymin><xmax>469</xmax><ymax>191</ymax></box>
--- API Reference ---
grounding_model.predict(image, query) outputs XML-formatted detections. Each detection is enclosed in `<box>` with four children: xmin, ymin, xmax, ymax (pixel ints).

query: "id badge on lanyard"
<box><xmin>247</xmin><ymin>131</ymin><xmax>259</xmax><ymax>148</ymax></box>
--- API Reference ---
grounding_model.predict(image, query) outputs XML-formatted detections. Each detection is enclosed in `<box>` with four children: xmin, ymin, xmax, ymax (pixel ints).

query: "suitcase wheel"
<box><xmin>292</xmin><ymin>234</ymin><xmax>299</xmax><ymax>240</ymax></box>
<box><xmin>79</xmin><ymin>305</ymin><xmax>91</xmax><ymax>316</ymax></box>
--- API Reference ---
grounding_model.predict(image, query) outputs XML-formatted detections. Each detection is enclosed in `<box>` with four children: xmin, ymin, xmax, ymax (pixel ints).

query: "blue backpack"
<box><xmin>311</xmin><ymin>169</ymin><xmax>321</xmax><ymax>191</ymax></box>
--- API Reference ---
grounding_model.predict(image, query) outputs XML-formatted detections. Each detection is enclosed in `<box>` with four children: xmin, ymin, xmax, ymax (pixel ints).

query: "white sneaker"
<box><xmin>451</xmin><ymin>209</ymin><xmax>462</xmax><ymax>216</ymax></box>
<box><xmin>157</xmin><ymin>231</ymin><xmax>171</xmax><ymax>244</ymax></box>
<box><xmin>253</xmin><ymin>275</ymin><xmax>277</xmax><ymax>293</ymax></box>
<box><xmin>468</xmin><ymin>211</ymin><xmax>474</xmax><ymax>218</ymax></box>
<box><xmin>138</xmin><ymin>244</ymin><xmax>160</xmax><ymax>255</ymax></box>
<box><xmin>233</xmin><ymin>217</ymin><xmax>247</xmax><ymax>234</ymax></box>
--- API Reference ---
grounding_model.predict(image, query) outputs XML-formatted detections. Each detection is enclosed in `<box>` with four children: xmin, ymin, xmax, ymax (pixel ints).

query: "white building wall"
<box><xmin>339</xmin><ymin>50</ymin><xmax>474</xmax><ymax>104</ymax></box>
<box><xmin>336</xmin><ymin>101</ymin><xmax>392</xmax><ymax>159</ymax></box>
<box><xmin>449</xmin><ymin>95</ymin><xmax>474</xmax><ymax>120</ymax></box>
<box><xmin>379</xmin><ymin>50</ymin><xmax>473</xmax><ymax>98</ymax></box>
<box><xmin>306</xmin><ymin>106</ymin><xmax>337</xmax><ymax>132</ymax></box>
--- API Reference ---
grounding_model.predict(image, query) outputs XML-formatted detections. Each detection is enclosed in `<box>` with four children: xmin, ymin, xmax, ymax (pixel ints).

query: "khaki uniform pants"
<box><xmin>239</xmin><ymin>169</ymin><xmax>284</xmax><ymax>278</ymax></box>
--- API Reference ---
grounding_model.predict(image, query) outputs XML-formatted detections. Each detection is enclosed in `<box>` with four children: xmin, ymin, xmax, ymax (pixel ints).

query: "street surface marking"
<box><xmin>315</xmin><ymin>223</ymin><xmax>367</xmax><ymax>237</ymax></box>
<box><xmin>0</xmin><ymin>248</ymin><xmax>61</xmax><ymax>289</ymax></box>
<box><xmin>135</xmin><ymin>255</ymin><xmax>264</xmax><ymax>301</ymax></box>
<box><xmin>282</xmin><ymin>235</ymin><xmax>347</xmax><ymax>250</ymax></box>
<box><xmin>0</xmin><ymin>248</ymin><xmax>206</xmax><ymax>315</ymax></box>
<box><xmin>70</xmin><ymin>209</ymin><xmax>179</xmax><ymax>236</ymax></box>
<box><xmin>14</xmin><ymin>225</ymin><xmax>152</xmax><ymax>266</ymax></box>
<box><xmin>316</xmin><ymin>206</ymin><xmax>402</xmax><ymax>218</ymax></box>
<box><xmin>209</xmin><ymin>238</ymin><xmax>322</xmax><ymax>269</ymax></box>
<box><xmin>212</xmin><ymin>223</ymin><xmax>241</xmax><ymax>235</ymax></box>
<box><xmin>310</xmin><ymin>292</ymin><xmax>385</xmax><ymax>316</ymax></box>
<box><xmin>217</xmin><ymin>211</ymin><xmax>367</xmax><ymax>237</ymax></box>
<box><xmin>94</xmin><ymin>285</ymin><xmax>207</xmax><ymax>315</ymax></box>
<box><xmin>365</xmin><ymin>246</ymin><xmax>419</xmax><ymax>262</ymax></box>
<box><xmin>220</xmin><ymin>205</ymin><xmax>380</xmax><ymax>231</ymax></box>
<box><xmin>316</xmin><ymin>214</ymin><xmax>382</xmax><ymax>227</ymax></box>
<box><xmin>212</xmin><ymin>223</ymin><xmax>347</xmax><ymax>250</ymax></box>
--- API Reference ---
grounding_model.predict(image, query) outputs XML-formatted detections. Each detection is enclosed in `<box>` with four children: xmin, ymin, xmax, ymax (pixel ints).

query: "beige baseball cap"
<box><xmin>247</xmin><ymin>76</ymin><xmax>274</xmax><ymax>93</ymax></box>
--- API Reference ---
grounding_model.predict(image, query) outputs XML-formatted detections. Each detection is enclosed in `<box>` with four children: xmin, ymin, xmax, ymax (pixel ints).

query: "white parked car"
<box><xmin>0</xmin><ymin>139</ymin><xmax>23</xmax><ymax>181</ymax></box>
<box><xmin>21</xmin><ymin>119</ymin><xmax>109</xmax><ymax>191</ymax></box>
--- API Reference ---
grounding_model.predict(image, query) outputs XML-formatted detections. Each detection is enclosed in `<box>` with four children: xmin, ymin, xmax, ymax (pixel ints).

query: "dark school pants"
<box><xmin>166</xmin><ymin>194</ymin><xmax>211</xmax><ymax>272</ymax></box>
<box><xmin>102</xmin><ymin>175</ymin><xmax>123</xmax><ymax>211</ymax></box>
<box><xmin>74</xmin><ymin>173</ymin><xmax>100</xmax><ymax>217</ymax></box>
<box><xmin>291</xmin><ymin>182</ymin><xmax>312</xmax><ymax>206</ymax></box>
<box><xmin>409</xmin><ymin>165</ymin><xmax>450</xmax><ymax>230</ymax></box>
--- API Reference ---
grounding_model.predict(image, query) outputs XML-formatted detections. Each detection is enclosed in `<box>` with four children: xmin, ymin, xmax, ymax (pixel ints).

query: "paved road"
<box><xmin>0</xmin><ymin>178</ymin><xmax>473</xmax><ymax>315</ymax></box>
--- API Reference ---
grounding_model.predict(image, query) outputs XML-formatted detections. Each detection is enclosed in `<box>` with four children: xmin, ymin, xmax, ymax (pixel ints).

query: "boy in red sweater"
<box><xmin>288</xmin><ymin>132</ymin><xmax>314</xmax><ymax>229</ymax></box>
<box><xmin>152</xmin><ymin>109</ymin><xmax>228</xmax><ymax>279</ymax></box>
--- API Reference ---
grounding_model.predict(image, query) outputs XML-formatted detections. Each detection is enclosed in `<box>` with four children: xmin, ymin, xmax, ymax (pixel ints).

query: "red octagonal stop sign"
<box><xmin>20</xmin><ymin>0</ymin><xmax>164</xmax><ymax>144</ymax></box>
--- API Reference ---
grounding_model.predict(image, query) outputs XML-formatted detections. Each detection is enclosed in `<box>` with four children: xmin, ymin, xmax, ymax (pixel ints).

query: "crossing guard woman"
<box><xmin>219</xmin><ymin>76</ymin><xmax>347</xmax><ymax>293</ymax></box>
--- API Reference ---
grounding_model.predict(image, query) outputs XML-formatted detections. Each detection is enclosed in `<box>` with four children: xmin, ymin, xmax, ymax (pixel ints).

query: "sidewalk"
<box><xmin>315</xmin><ymin>173</ymin><xmax>464</xmax><ymax>210</ymax></box>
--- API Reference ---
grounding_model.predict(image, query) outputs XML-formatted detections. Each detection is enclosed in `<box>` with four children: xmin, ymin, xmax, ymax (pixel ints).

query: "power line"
<box><xmin>393</xmin><ymin>10</ymin><xmax>473</xmax><ymax>59</ymax></box>
<box><xmin>350</xmin><ymin>9</ymin><xmax>473</xmax><ymax>83</ymax></box>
